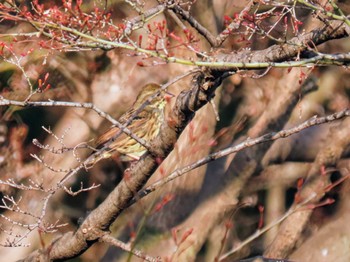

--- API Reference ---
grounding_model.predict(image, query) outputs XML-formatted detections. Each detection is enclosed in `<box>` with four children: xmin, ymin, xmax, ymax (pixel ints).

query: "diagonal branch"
<box><xmin>134</xmin><ymin>108</ymin><xmax>350</xmax><ymax>204</ymax></box>
<box><xmin>20</xmin><ymin>14</ymin><xmax>350</xmax><ymax>262</ymax></box>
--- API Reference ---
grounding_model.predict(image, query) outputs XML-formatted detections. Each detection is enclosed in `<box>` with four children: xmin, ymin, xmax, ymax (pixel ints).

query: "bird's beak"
<box><xmin>164</xmin><ymin>90</ymin><xmax>175</xmax><ymax>99</ymax></box>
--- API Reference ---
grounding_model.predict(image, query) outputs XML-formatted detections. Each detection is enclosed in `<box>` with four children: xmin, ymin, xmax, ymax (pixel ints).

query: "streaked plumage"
<box><xmin>85</xmin><ymin>83</ymin><xmax>167</xmax><ymax>167</ymax></box>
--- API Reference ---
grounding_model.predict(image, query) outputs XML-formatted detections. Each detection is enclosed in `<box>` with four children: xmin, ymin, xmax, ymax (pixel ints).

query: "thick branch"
<box><xmin>21</xmin><ymin>15</ymin><xmax>350</xmax><ymax>262</ymax></box>
<box><xmin>213</xmin><ymin>20</ymin><xmax>350</xmax><ymax>70</ymax></box>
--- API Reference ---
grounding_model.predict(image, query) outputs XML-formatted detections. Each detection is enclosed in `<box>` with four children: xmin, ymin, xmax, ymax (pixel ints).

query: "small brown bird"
<box><xmin>85</xmin><ymin>83</ymin><xmax>170</xmax><ymax>168</ymax></box>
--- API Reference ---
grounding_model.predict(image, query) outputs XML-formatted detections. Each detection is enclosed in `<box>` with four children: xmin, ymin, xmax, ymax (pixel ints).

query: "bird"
<box><xmin>84</xmin><ymin>83</ymin><xmax>170</xmax><ymax>168</ymax></box>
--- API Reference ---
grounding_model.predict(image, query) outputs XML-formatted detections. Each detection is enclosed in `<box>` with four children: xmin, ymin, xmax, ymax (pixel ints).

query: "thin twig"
<box><xmin>0</xmin><ymin>98</ymin><xmax>150</xmax><ymax>150</ymax></box>
<box><xmin>100</xmin><ymin>234</ymin><xmax>160</xmax><ymax>262</ymax></box>
<box><xmin>133</xmin><ymin>109</ymin><xmax>350</xmax><ymax>204</ymax></box>
<box><xmin>219</xmin><ymin>192</ymin><xmax>318</xmax><ymax>261</ymax></box>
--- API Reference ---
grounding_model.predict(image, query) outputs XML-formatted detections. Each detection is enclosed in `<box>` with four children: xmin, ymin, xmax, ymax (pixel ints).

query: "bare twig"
<box><xmin>219</xmin><ymin>192</ymin><xmax>318</xmax><ymax>261</ymax></box>
<box><xmin>63</xmin><ymin>182</ymin><xmax>100</xmax><ymax>196</ymax></box>
<box><xmin>100</xmin><ymin>234</ymin><xmax>160</xmax><ymax>262</ymax></box>
<box><xmin>134</xmin><ymin>109</ymin><xmax>350</xmax><ymax>204</ymax></box>
<box><xmin>0</xmin><ymin>98</ymin><xmax>150</xmax><ymax>150</ymax></box>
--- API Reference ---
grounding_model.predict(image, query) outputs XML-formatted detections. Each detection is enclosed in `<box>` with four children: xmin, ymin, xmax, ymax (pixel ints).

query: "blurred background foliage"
<box><xmin>0</xmin><ymin>0</ymin><xmax>350</xmax><ymax>261</ymax></box>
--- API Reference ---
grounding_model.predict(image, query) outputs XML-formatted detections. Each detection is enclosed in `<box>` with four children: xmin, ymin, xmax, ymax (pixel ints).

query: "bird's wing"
<box><xmin>94</xmin><ymin>126</ymin><xmax>121</xmax><ymax>149</ymax></box>
<box><xmin>94</xmin><ymin>112</ymin><xmax>150</xmax><ymax>149</ymax></box>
